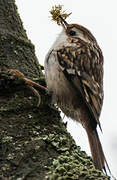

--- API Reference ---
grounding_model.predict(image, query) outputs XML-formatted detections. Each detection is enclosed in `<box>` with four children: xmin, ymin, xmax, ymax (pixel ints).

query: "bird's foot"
<box><xmin>8</xmin><ymin>69</ymin><xmax>48</xmax><ymax>106</ymax></box>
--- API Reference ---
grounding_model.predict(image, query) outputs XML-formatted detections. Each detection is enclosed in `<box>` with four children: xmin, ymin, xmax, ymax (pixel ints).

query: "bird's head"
<box><xmin>58</xmin><ymin>16</ymin><xmax>97</xmax><ymax>44</ymax></box>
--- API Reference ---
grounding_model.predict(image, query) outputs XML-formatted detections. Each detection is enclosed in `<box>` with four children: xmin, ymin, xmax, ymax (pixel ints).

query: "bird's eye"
<box><xmin>69</xmin><ymin>30</ymin><xmax>76</xmax><ymax>36</ymax></box>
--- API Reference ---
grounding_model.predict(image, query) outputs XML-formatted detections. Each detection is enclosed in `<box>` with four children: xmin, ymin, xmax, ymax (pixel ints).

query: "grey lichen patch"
<box><xmin>1</xmin><ymin>163</ymin><xmax>10</xmax><ymax>172</ymax></box>
<box><xmin>2</xmin><ymin>135</ymin><xmax>13</xmax><ymax>143</ymax></box>
<box><xmin>42</xmin><ymin>132</ymin><xmax>71</xmax><ymax>151</ymax></box>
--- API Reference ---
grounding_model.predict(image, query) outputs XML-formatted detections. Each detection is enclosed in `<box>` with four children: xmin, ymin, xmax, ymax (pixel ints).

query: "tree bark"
<box><xmin>0</xmin><ymin>0</ymin><xmax>109</xmax><ymax>179</ymax></box>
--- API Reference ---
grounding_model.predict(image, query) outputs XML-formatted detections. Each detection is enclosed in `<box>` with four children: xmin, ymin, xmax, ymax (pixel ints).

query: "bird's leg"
<box><xmin>9</xmin><ymin>69</ymin><xmax>48</xmax><ymax>106</ymax></box>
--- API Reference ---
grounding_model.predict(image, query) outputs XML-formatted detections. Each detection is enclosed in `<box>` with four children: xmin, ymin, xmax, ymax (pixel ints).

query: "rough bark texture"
<box><xmin>0</xmin><ymin>0</ymin><xmax>109</xmax><ymax>179</ymax></box>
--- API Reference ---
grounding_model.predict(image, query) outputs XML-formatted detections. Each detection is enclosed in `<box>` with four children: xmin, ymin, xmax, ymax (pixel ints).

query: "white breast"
<box><xmin>44</xmin><ymin>29</ymin><xmax>68</xmax><ymax>93</ymax></box>
<box><xmin>44</xmin><ymin>30</ymin><xmax>75</xmax><ymax>104</ymax></box>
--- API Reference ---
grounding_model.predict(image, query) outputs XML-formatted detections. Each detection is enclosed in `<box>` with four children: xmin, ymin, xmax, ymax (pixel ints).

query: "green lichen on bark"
<box><xmin>42</xmin><ymin>124</ymin><xmax>109</xmax><ymax>180</ymax></box>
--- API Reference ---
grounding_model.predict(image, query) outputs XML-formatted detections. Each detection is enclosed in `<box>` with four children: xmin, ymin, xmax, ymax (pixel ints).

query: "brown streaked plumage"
<box><xmin>44</xmin><ymin>18</ymin><xmax>109</xmax><ymax>172</ymax></box>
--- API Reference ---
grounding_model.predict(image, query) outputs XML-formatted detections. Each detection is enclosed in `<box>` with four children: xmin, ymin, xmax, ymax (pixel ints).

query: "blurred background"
<box><xmin>15</xmin><ymin>0</ymin><xmax>117</xmax><ymax>177</ymax></box>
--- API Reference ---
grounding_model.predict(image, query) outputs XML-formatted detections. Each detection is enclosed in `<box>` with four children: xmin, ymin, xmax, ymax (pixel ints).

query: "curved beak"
<box><xmin>59</xmin><ymin>16</ymin><xmax>69</xmax><ymax>30</ymax></box>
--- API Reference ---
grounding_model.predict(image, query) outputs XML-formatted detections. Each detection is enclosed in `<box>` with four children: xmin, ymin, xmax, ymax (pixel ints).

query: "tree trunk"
<box><xmin>0</xmin><ymin>0</ymin><xmax>109</xmax><ymax>179</ymax></box>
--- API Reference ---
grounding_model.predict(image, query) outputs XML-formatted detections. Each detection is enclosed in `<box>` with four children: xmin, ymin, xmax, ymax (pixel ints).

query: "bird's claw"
<box><xmin>9</xmin><ymin>69</ymin><xmax>47</xmax><ymax>106</ymax></box>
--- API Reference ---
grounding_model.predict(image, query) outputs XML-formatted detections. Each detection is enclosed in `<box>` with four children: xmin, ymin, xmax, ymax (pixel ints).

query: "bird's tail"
<box><xmin>86</xmin><ymin>128</ymin><xmax>108</xmax><ymax>172</ymax></box>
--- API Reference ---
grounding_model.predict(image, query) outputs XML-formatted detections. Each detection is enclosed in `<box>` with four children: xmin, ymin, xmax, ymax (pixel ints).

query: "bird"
<box><xmin>44</xmin><ymin>16</ymin><xmax>109</xmax><ymax>172</ymax></box>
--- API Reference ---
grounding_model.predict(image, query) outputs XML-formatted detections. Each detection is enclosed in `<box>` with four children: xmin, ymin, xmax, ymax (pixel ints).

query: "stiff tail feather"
<box><xmin>86</xmin><ymin>128</ymin><xmax>110</xmax><ymax>173</ymax></box>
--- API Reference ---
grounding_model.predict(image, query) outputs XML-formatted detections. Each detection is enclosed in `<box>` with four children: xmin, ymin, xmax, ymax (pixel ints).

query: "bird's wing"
<box><xmin>56</xmin><ymin>42</ymin><xmax>104</xmax><ymax>129</ymax></box>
